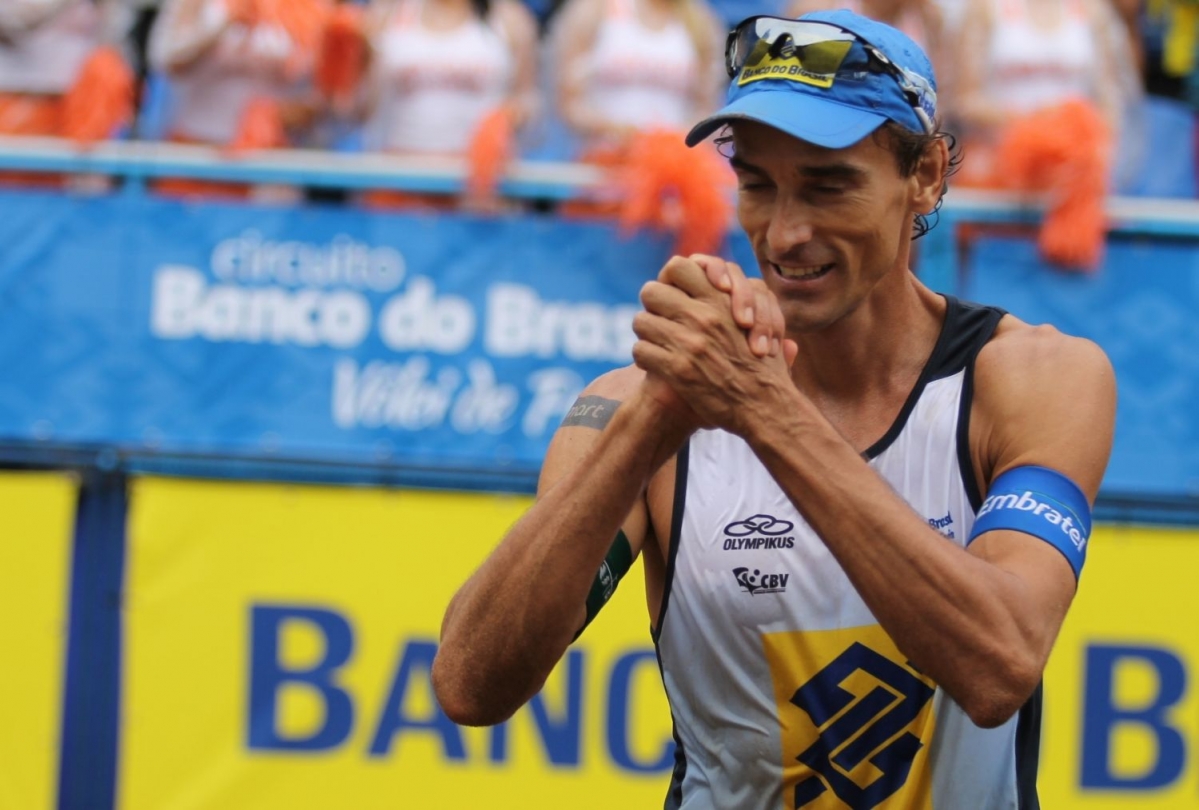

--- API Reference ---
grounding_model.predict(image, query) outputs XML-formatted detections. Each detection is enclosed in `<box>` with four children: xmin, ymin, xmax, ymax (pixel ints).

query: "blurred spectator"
<box><xmin>353</xmin><ymin>0</ymin><xmax>539</xmax><ymax>210</ymax></box>
<box><xmin>147</xmin><ymin>0</ymin><xmax>328</xmax><ymax>199</ymax></box>
<box><xmin>787</xmin><ymin>0</ymin><xmax>946</xmax><ymax>75</ymax></box>
<box><xmin>548</xmin><ymin>0</ymin><xmax>724</xmax><ymax>155</ymax></box>
<box><xmin>0</xmin><ymin>1</ymin><xmax>135</xmax><ymax>185</ymax></box>
<box><xmin>545</xmin><ymin>0</ymin><xmax>733</xmax><ymax>255</ymax></box>
<box><xmin>955</xmin><ymin>0</ymin><xmax>1139</xmax><ymax>175</ymax></box>
<box><xmin>954</xmin><ymin>0</ymin><xmax>1143</xmax><ymax>269</ymax></box>
<box><xmin>787</xmin><ymin>0</ymin><xmax>949</xmax><ymax>120</ymax></box>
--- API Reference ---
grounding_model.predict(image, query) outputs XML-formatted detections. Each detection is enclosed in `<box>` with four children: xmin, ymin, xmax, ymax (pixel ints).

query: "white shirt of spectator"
<box><xmin>0</xmin><ymin>0</ymin><xmax>101</xmax><ymax>94</ymax></box>
<box><xmin>984</xmin><ymin>0</ymin><xmax>1098</xmax><ymax>115</ymax></box>
<box><xmin>365</xmin><ymin>0</ymin><xmax>515</xmax><ymax>155</ymax></box>
<box><xmin>575</xmin><ymin>0</ymin><xmax>699</xmax><ymax>138</ymax></box>
<box><xmin>149</xmin><ymin>0</ymin><xmax>308</xmax><ymax>144</ymax></box>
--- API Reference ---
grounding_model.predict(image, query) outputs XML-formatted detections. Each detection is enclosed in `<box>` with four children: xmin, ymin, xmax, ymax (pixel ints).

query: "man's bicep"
<box><xmin>537</xmin><ymin>371</ymin><xmax>652</xmax><ymax>555</ymax></box>
<box><xmin>976</xmin><ymin>330</ymin><xmax>1116</xmax><ymax>502</ymax></box>
<box><xmin>536</xmin><ymin>370</ymin><xmax>653</xmax><ymax>636</ymax></box>
<box><xmin>965</xmin><ymin>330</ymin><xmax>1116</xmax><ymax>646</ymax></box>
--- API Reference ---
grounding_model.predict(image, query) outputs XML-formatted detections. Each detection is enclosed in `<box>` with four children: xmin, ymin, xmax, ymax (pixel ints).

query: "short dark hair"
<box><xmin>873</xmin><ymin>121</ymin><xmax>961</xmax><ymax>240</ymax></box>
<box><xmin>715</xmin><ymin>122</ymin><xmax>961</xmax><ymax>240</ymax></box>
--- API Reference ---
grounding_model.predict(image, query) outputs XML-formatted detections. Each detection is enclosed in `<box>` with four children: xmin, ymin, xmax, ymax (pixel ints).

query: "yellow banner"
<box><xmin>119</xmin><ymin>477</ymin><xmax>1199</xmax><ymax>808</ymax></box>
<box><xmin>120</xmin><ymin>477</ymin><xmax>673</xmax><ymax>810</ymax></box>
<box><xmin>0</xmin><ymin>472</ymin><xmax>77</xmax><ymax>810</ymax></box>
<box><xmin>1041</xmin><ymin>523</ymin><xmax>1199</xmax><ymax>806</ymax></box>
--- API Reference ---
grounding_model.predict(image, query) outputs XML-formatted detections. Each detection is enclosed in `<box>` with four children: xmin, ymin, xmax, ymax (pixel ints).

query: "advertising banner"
<box><xmin>0</xmin><ymin>471</ymin><xmax>78</xmax><ymax>810</ymax></box>
<box><xmin>120</xmin><ymin>476</ymin><xmax>674</xmax><ymax>810</ymax></box>
<box><xmin>120</xmin><ymin>476</ymin><xmax>1199</xmax><ymax>809</ymax></box>
<box><xmin>962</xmin><ymin>234</ymin><xmax>1199</xmax><ymax>502</ymax></box>
<box><xmin>1041</xmin><ymin>524</ymin><xmax>1199</xmax><ymax>806</ymax></box>
<box><xmin>0</xmin><ymin>192</ymin><xmax>673</xmax><ymax>477</ymax></box>
<box><xmin>0</xmin><ymin>189</ymin><xmax>1192</xmax><ymax>502</ymax></box>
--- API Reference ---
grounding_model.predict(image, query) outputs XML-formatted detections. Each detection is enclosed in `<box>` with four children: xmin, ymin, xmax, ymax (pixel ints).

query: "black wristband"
<box><xmin>575</xmin><ymin>529</ymin><xmax>634</xmax><ymax>638</ymax></box>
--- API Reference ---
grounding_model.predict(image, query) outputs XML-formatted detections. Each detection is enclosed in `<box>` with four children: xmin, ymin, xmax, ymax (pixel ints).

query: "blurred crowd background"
<box><xmin>0</xmin><ymin>0</ymin><xmax>1195</xmax><ymax>245</ymax></box>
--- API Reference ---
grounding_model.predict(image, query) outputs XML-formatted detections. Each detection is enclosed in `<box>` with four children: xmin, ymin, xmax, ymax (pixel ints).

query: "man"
<box><xmin>433</xmin><ymin>10</ymin><xmax>1116</xmax><ymax>809</ymax></box>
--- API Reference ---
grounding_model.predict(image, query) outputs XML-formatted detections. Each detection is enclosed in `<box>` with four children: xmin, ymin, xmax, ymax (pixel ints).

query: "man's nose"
<box><xmin>766</xmin><ymin>197</ymin><xmax>814</xmax><ymax>255</ymax></box>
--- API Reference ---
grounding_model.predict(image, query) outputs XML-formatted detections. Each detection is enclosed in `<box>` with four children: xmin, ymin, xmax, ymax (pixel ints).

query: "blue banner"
<box><xmin>1</xmin><ymin>189</ymin><xmax>1195</xmax><ymax>502</ymax></box>
<box><xmin>0</xmin><ymin>191</ymin><xmax>674</xmax><ymax>476</ymax></box>
<box><xmin>962</xmin><ymin>234</ymin><xmax>1199</xmax><ymax>502</ymax></box>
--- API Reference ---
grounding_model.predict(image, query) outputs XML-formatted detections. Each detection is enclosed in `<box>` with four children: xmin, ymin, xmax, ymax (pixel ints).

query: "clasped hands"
<box><xmin>631</xmin><ymin>254</ymin><xmax>799</xmax><ymax>437</ymax></box>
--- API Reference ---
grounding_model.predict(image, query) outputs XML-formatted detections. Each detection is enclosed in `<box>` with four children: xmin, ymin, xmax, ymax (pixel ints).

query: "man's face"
<box><xmin>729</xmin><ymin>120</ymin><xmax>925</xmax><ymax>334</ymax></box>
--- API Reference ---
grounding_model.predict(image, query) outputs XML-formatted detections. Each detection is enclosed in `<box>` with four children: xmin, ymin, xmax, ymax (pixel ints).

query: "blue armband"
<box><xmin>968</xmin><ymin>465</ymin><xmax>1092</xmax><ymax>580</ymax></box>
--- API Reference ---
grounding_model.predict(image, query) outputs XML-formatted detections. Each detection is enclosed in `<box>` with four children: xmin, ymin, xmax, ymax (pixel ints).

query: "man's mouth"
<box><xmin>771</xmin><ymin>262</ymin><xmax>834</xmax><ymax>281</ymax></box>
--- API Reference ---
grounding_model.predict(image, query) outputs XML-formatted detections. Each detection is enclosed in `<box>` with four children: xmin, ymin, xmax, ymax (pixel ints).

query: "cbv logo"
<box><xmin>790</xmin><ymin>642</ymin><xmax>934</xmax><ymax>809</ymax></box>
<box><xmin>732</xmin><ymin>567</ymin><xmax>789</xmax><ymax>595</ymax></box>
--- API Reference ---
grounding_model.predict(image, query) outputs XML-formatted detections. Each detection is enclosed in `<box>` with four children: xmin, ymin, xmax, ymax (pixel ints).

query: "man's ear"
<box><xmin>911</xmin><ymin>137</ymin><xmax>950</xmax><ymax>216</ymax></box>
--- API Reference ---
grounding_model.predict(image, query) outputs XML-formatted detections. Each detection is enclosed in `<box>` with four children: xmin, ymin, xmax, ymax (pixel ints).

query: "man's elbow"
<box><xmin>431</xmin><ymin>651</ymin><xmax>520</xmax><ymax>727</ymax></box>
<box><xmin>961</xmin><ymin>694</ymin><xmax>1023</xmax><ymax>730</ymax></box>
<box><xmin>957</xmin><ymin>654</ymin><xmax>1042</xmax><ymax>729</ymax></box>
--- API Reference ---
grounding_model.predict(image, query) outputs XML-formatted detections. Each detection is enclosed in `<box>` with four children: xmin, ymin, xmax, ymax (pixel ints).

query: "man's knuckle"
<box><xmin>679</xmin><ymin>330</ymin><xmax>709</xmax><ymax>356</ymax></box>
<box><xmin>692</xmin><ymin>309</ymin><xmax>721</xmax><ymax>332</ymax></box>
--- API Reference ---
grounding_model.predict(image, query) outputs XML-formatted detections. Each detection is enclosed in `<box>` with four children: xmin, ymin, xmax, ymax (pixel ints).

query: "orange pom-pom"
<box><xmin>466</xmin><ymin>107</ymin><xmax>514</xmax><ymax>201</ymax></box>
<box><xmin>618</xmin><ymin>130</ymin><xmax>733</xmax><ymax>256</ymax></box>
<box><xmin>247</xmin><ymin>0</ymin><xmax>329</xmax><ymax>80</ymax></box>
<box><xmin>261</xmin><ymin>0</ymin><xmax>328</xmax><ymax>52</ymax></box>
<box><xmin>61</xmin><ymin>46</ymin><xmax>135</xmax><ymax>145</ymax></box>
<box><xmin>228</xmin><ymin>97</ymin><xmax>287</xmax><ymax>153</ymax></box>
<box><xmin>994</xmin><ymin>99</ymin><xmax>1111</xmax><ymax>271</ymax></box>
<box><xmin>315</xmin><ymin>4</ymin><xmax>366</xmax><ymax>106</ymax></box>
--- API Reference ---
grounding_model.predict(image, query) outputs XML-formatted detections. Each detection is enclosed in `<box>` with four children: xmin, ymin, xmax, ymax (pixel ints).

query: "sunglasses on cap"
<box><xmin>723</xmin><ymin>16</ymin><xmax>937</xmax><ymax>135</ymax></box>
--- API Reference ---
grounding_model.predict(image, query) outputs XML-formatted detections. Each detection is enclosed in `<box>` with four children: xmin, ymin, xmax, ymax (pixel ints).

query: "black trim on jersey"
<box><xmin>956</xmin><ymin>302</ymin><xmax>1006</xmax><ymax>511</ymax></box>
<box><xmin>1016</xmin><ymin>681</ymin><xmax>1043</xmax><ymax>809</ymax></box>
<box><xmin>864</xmin><ymin>295</ymin><xmax>1007</xmax><ymax>465</ymax></box>
<box><xmin>652</xmin><ymin>440</ymin><xmax>690</xmax><ymax>643</ymax></box>
<box><xmin>654</xmin><ymin>635</ymin><xmax>687</xmax><ymax>810</ymax></box>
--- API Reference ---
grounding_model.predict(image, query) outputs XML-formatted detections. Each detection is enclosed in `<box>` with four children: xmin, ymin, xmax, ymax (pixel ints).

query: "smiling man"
<box><xmin>433</xmin><ymin>10</ymin><xmax>1116</xmax><ymax>809</ymax></box>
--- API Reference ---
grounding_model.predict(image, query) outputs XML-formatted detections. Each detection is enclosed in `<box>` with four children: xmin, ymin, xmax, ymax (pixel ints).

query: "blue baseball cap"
<box><xmin>686</xmin><ymin>10</ymin><xmax>938</xmax><ymax>148</ymax></box>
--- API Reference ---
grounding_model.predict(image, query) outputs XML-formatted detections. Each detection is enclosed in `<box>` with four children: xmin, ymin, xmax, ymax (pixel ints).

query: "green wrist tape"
<box><xmin>576</xmin><ymin>529</ymin><xmax>634</xmax><ymax>637</ymax></box>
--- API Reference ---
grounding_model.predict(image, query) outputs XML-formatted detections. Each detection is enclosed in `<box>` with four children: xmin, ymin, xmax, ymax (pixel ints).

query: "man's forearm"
<box><xmin>744</xmin><ymin>398</ymin><xmax>1047</xmax><ymax>725</ymax></box>
<box><xmin>433</xmin><ymin>393</ymin><xmax>687</xmax><ymax>725</ymax></box>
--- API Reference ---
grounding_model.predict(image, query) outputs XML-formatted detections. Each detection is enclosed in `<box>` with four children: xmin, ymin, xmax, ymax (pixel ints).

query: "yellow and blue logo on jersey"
<box><xmin>764</xmin><ymin>625</ymin><xmax>937</xmax><ymax>809</ymax></box>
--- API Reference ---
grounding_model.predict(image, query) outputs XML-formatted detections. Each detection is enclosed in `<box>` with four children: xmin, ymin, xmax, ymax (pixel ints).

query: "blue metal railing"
<box><xmin>0</xmin><ymin>135</ymin><xmax>604</xmax><ymax>199</ymax></box>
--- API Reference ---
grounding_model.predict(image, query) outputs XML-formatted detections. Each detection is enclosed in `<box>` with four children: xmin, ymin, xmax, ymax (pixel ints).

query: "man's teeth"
<box><xmin>776</xmin><ymin>264</ymin><xmax>829</xmax><ymax>280</ymax></box>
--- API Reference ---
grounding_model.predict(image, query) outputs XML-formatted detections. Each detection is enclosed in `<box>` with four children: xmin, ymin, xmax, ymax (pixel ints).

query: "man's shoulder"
<box><xmin>978</xmin><ymin>313</ymin><xmax>1113</xmax><ymax>386</ymax></box>
<box><xmin>579</xmin><ymin>364</ymin><xmax>646</xmax><ymax>403</ymax></box>
<box><xmin>972</xmin><ymin>313</ymin><xmax>1116</xmax><ymax>451</ymax></box>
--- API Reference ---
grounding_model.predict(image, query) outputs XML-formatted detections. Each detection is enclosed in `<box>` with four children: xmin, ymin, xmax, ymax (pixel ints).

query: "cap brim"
<box><xmin>685</xmin><ymin>89</ymin><xmax>888</xmax><ymax>148</ymax></box>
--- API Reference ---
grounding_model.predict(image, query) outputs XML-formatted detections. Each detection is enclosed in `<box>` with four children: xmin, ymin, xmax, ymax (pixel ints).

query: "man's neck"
<box><xmin>788</xmin><ymin>273</ymin><xmax>946</xmax><ymax>404</ymax></box>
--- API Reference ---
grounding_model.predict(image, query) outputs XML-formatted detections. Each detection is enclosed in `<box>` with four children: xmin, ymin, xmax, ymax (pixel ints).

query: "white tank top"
<box><xmin>365</xmin><ymin>0</ymin><xmax>513</xmax><ymax>154</ymax></box>
<box><xmin>985</xmin><ymin>0</ymin><xmax>1097</xmax><ymax>114</ymax></box>
<box><xmin>578</xmin><ymin>0</ymin><xmax>699</xmax><ymax>136</ymax></box>
<box><xmin>154</xmin><ymin>1</ymin><xmax>303</xmax><ymax>144</ymax></box>
<box><xmin>655</xmin><ymin>298</ymin><xmax>1042</xmax><ymax>810</ymax></box>
<box><xmin>0</xmin><ymin>1</ymin><xmax>100</xmax><ymax>94</ymax></box>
